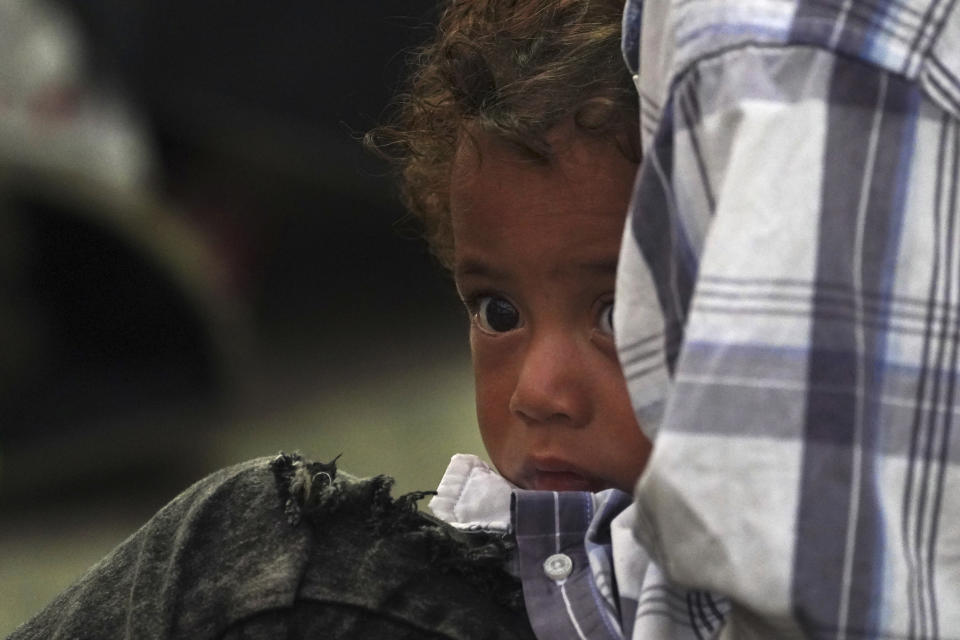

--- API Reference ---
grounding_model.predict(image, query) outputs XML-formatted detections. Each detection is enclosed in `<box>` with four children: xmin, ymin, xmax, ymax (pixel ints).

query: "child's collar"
<box><xmin>429</xmin><ymin>453</ymin><xmax>515</xmax><ymax>533</ymax></box>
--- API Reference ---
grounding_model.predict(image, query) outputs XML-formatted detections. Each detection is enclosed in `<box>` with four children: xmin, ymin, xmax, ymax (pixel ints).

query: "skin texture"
<box><xmin>450</xmin><ymin>124</ymin><xmax>651</xmax><ymax>494</ymax></box>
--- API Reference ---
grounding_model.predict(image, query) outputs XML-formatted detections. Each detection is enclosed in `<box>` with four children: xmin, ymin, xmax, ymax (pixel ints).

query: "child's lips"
<box><xmin>526</xmin><ymin>456</ymin><xmax>603</xmax><ymax>492</ymax></box>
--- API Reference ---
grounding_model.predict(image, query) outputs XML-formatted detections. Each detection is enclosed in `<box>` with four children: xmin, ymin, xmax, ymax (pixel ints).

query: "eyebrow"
<box><xmin>562</xmin><ymin>258</ymin><xmax>619</xmax><ymax>277</ymax></box>
<box><xmin>454</xmin><ymin>257</ymin><xmax>619</xmax><ymax>281</ymax></box>
<box><xmin>454</xmin><ymin>258</ymin><xmax>508</xmax><ymax>282</ymax></box>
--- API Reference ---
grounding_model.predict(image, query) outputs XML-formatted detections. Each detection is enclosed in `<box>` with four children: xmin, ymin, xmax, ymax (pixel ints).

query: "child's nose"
<box><xmin>509</xmin><ymin>331</ymin><xmax>590</xmax><ymax>427</ymax></box>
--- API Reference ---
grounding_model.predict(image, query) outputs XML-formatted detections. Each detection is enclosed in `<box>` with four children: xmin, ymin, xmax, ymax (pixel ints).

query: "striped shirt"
<box><xmin>431</xmin><ymin>454</ymin><xmax>728</xmax><ymax>639</ymax></box>
<box><xmin>616</xmin><ymin>0</ymin><xmax>960</xmax><ymax>637</ymax></box>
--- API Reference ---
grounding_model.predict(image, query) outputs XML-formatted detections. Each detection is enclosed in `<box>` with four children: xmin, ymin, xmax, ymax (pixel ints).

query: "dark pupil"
<box><xmin>486</xmin><ymin>298</ymin><xmax>519</xmax><ymax>332</ymax></box>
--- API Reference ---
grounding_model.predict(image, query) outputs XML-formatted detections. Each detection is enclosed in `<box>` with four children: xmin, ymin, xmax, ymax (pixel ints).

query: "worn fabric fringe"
<box><xmin>269</xmin><ymin>451</ymin><xmax>525</xmax><ymax>613</ymax></box>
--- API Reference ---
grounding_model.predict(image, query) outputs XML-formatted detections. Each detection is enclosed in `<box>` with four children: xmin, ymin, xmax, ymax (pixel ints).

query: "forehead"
<box><xmin>450</xmin><ymin>126</ymin><xmax>631</xmax><ymax>208</ymax></box>
<box><xmin>449</xmin><ymin>128</ymin><xmax>637</xmax><ymax>274</ymax></box>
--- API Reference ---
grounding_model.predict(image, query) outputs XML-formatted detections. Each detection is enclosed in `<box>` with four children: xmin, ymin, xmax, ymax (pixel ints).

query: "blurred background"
<box><xmin>0</xmin><ymin>0</ymin><xmax>488</xmax><ymax>632</ymax></box>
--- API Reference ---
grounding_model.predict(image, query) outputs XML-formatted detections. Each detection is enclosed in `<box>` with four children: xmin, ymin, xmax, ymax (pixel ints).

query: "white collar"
<box><xmin>428</xmin><ymin>453</ymin><xmax>514</xmax><ymax>533</ymax></box>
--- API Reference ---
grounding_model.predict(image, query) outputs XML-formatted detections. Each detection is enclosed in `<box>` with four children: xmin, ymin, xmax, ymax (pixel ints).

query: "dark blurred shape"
<box><xmin>1</xmin><ymin>1</ymin><xmax>464</xmax><ymax>506</ymax></box>
<box><xmin>0</xmin><ymin>168</ymin><xmax>251</xmax><ymax>504</ymax></box>
<box><xmin>56</xmin><ymin>0</ymin><xmax>438</xmax><ymax>200</ymax></box>
<box><xmin>51</xmin><ymin>0</ymin><xmax>452</xmax><ymax>346</ymax></box>
<box><xmin>1</xmin><ymin>177</ymin><xmax>238</xmax><ymax>440</ymax></box>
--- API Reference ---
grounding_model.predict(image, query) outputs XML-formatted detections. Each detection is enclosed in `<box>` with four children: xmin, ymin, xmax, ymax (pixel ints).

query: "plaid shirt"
<box><xmin>617</xmin><ymin>0</ymin><xmax>960</xmax><ymax>637</ymax></box>
<box><xmin>431</xmin><ymin>454</ymin><xmax>728</xmax><ymax>639</ymax></box>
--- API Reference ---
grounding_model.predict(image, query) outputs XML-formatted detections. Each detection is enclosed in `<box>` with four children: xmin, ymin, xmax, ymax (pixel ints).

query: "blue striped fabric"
<box><xmin>617</xmin><ymin>0</ymin><xmax>960</xmax><ymax>637</ymax></box>
<box><xmin>511</xmin><ymin>487</ymin><xmax>728</xmax><ymax>639</ymax></box>
<box><xmin>430</xmin><ymin>453</ymin><xmax>730</xmax><ymax>639</ymax></box>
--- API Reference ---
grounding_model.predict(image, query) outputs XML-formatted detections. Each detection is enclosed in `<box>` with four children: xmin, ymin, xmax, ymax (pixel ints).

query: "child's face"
<box><xmin>449</xmin><ymin>124</ymin><xmax>651</xmax><ymax>494</ymax></box>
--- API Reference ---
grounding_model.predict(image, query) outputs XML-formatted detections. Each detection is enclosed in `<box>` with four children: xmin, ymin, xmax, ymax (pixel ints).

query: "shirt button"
<box><xmin>543</xmin><ymin>553</ymin><xmax>573</xmax><ymax>581</ymax></box>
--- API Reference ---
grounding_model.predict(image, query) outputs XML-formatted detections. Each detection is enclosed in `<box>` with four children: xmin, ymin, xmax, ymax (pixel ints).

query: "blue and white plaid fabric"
<box><xmin>512</xmin><ymin>489</ymin><xmax>729</xmax><ymax>639</ymax></box>
<box><xmin>617</xmin><ymin>0</ymin><xmax>960</xmax><ymax>637</ymax></box>
<box><xmin>431</xmin><ymin>454</ymin><xmax>729</xmax><ymax>639</ymax></box>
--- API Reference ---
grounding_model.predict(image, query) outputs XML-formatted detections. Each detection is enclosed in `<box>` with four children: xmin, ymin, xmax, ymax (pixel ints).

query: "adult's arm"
<box><xmin>617</xmin><ymin>1</ymin><xmax>960</xmax><ymax>637</ymax></box>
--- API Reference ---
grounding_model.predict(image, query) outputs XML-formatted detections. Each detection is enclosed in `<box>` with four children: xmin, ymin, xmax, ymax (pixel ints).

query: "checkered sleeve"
<box><xmin>617</xmin><ymin>0</ymin><xmax>960</xmax><ymax>637</ymax></box>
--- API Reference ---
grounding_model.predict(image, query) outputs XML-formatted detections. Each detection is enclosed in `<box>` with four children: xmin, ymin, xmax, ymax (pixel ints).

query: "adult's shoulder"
<box><xmin>9</xmin><ymin>454</ymin><xmax>535</xmax><ymax>640</ymax></box>
<box><xmin>8</xmin><ymin>455</ymin><xmax>318</xmax><ymax>639</ymax></box>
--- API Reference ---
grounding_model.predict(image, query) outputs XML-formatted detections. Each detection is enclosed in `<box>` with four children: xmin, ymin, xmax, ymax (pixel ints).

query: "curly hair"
<box><xmin>366</xmin><ymin>0</ymin><xmax>639</xmax><ymax>270</ymax></box>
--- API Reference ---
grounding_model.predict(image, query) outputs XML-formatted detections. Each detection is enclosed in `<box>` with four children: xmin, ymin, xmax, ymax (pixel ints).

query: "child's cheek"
<box><xmin>469</xmin><ymin>332</ymin><xmax>525</xmax><ymax>482</ymax></box>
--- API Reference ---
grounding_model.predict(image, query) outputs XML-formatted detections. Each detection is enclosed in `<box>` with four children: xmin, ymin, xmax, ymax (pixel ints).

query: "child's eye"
<box><xmin>597</xmin><ymin>301</ymin><xmax>615</xmax><ymax>336</ymax></box>
<box><xmin>475</xmin><ymin>295</ymin><xmax>521</xmax><ymax>334</ymax></box>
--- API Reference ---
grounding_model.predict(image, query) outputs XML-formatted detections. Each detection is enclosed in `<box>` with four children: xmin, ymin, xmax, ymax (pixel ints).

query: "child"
<box><xmin>10</xmin><ymin>1</ymin><xmax>725</xmax><ymax>638</ymax></box>
<box><xmin>368</xmin><ymin>0</ymin><xmax>651</xmax><ymax>497</ymax></box>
